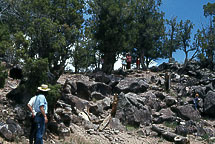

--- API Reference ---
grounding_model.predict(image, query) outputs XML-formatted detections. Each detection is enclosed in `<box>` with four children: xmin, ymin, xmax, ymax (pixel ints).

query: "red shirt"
<box><xmin>126</xmin><ymin>55</ymin><xmax>132</xmax><ymax>63</ymax></box>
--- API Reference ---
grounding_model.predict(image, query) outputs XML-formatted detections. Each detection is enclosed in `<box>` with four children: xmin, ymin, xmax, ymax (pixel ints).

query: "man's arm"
<box><xmin>40</xmin><ymin>105</ymin><xmax>48</xmax><ymax>123</ymax></box>
<box><xmin>27</xmin><ymin>104</ymin><xmax>35</xmax><ymax>117</ymax></box>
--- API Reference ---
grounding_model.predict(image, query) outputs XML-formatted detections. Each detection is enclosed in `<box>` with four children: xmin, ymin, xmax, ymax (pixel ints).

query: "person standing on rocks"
<box><xmin>193</xmin><ymin>93</ymin><xmax>199</xmax><ymax>110</ymax></box>
<box><xmin>136</xmin><ymin>56</ymin><xmax>140</xmax><ymax>69</ymax></box>
<box><xmin>126</xmin><ymin>52</ymin><xmax>132</xmax><ymax>69</ymax></box>
<box><xmin>34</xmin><ymin>84</ymin><xmax>50</xmax><ymax>144</ymax></box>
<box><xmin>121</xmin><ymin>55</ymin><xmax>127</xmax><ymax>70</ymax></box>
<box><xmin>27</xmin><ymin>95</ymin><xmax>37</xmax><ymax>144</ymax></box>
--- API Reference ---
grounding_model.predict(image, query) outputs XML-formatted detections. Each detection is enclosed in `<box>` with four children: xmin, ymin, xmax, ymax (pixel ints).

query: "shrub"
<box><xmin>23</xmin><ymin>58</ymin><xmax>49</xmax><ymax>93</ymax></box>
<box><xmin>0</xmin><ymin>65</ymin><xmax>8</xmax><ymax>88</ymax></box>
<box><xmin>46</xmin><ymin>84</ymin><xmax>62</xmax><ymax>114</ymax></box>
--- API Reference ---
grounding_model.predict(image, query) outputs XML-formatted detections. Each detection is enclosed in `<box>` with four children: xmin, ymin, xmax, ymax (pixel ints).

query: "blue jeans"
<box><xmin>29</xmin><ymin>117</ymin><xmax>37</xmax><ymax>144</ymax></box>
<box><xmin>34</xmin><ymin>115</ymin><xmax>45</xmax><ymax>144</ymax></box>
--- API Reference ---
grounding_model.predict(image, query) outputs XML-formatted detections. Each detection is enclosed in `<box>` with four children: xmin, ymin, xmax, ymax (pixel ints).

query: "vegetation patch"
<box><xmin>163</xmin><ymin>121</ymin><xmax>178</xmax><ymax>129</ymax></box>
<box><xmin>126</xmin><ymin>124</ymin><xmax>139</xmax><ymax>131</ymax></box>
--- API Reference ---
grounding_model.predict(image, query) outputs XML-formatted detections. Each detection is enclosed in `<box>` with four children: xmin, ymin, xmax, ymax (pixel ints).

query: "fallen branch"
<box><xmin>151</xmin><ymin>124</ymin><xmax>189</xmax><ymax>144</ymax></box>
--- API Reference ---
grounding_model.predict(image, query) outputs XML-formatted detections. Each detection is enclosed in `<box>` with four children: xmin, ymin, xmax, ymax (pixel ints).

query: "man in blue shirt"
<box><xmin>193</xmin><ymin>93</ymin><xmax>199</xmax><ymax>110</ymax></box>
<box><xmin>34</xmin><ymin>84</ymin><xmax>50</xmax><ymax>144</ymax></box>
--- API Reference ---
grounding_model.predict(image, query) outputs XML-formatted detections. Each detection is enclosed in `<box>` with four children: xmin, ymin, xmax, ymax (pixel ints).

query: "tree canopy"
<box><xmin>0</xmin><ymin>0</ymin><xmax>214</xmax><ymax>79</ymax></box>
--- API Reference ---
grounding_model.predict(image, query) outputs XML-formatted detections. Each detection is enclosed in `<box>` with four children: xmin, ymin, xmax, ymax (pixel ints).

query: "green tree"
<box><xmin>133</xmin><ymin>0</ymin><xmax>165</xmax><ymax>68</ymax></box>
<box><xmin>0</xmin><ymin>23</ymin><xmax>12</xmax><ymax>61</ymax></box>
<box><xmin>203</xmin><ymin>2</ymin><xmax>215</xmax><ymax>17</ymax></box>
<box><xmin>194</xmin><ymin>2</ymin><xmax>215</xmax><ymax>69</ymax></box>
<box><xmin>202</xmin><ymin>2</ymin><xmax>215</xmax><ymax>67</ymax></box>
<box><xmin>165</xmin><ymin>17</ymin><xmax>180</xmax><ymax>62</ymax></box>
<box><xmin>3</xmin><ymin>0</ymin><xmax>85</xmax><ymax>81</ymax></box>
<box><xmin>195</xmin><ymin>25</ymin><xmax>215</xmax><ymax>68</ymax></box>
<box><xmin>178</xmin><ymin>20</ymin><xmax>194</xmax><ymax>65</ymax></box>
<box><xmin>89</xmin><ymin>0</ymin><xmax>134</xmax><ymax>73</ymax></box>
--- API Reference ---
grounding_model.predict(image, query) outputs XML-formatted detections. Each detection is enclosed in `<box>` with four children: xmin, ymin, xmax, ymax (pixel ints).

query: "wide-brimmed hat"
<box><xmin>38</xmin><ymin>84</ymin><xmax>50</xmax><ymax>91</ymax></box>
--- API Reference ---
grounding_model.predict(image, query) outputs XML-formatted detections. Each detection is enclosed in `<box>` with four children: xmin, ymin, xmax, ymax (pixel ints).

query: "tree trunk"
<box><xmin>169</xmin><ymin>28</ymin><xmax>174</xmax><ymax>62</ymax></box>
<box><xmin>140</xmin><ymin>49</ymin><xmax>147</xmax><ymax>70</ymax></box>
<box><xmin>184</xmin><ymin>51</ymin><xmax>188</xmax><ymax>65</ymax></box>
<box><xmin>169</xmin><ymin>49</ymin><xmax>172</xmax><ymax>63</ymax></box>
<box><xmin>102</xmin><ymin>52</ymin><xmax>115</xmax><ymax>74</ymax></box>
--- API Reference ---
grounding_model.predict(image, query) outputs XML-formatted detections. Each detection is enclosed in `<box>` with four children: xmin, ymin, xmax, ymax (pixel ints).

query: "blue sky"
<box><xmin>157</xmin><ymin>0</ymin><xmax>214</xmax><ymax>64</ymax></box>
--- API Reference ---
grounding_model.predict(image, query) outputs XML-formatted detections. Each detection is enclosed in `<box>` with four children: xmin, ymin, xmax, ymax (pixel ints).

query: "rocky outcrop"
<box><xmin>3</xmin><ymin>61</ymin><xmax>215</xmax><ymax>143</ymax></box>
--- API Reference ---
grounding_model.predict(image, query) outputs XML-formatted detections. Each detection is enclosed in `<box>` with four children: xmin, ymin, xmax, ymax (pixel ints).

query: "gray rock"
<box><xmin>175</xmin><ymin>125</ymin><xmax>188</xmax><ymax>137</ymax></box>
<box><xmin>0</xmin><ymin>119</ymin><xmax>24</xmax><ymax>141</ymax></box>
<box><xmin>154</xmin><ymin>92</ymin><xmax>166</xmax><ymax>100</ymax></box>
<box><xmin>0</xmin><ymin>125</ymin><xmax>13</xmax><ymax>141</ymax></box>
<box><xmin>76</xmin><ymin>81</ymin><xmax>93</xmax><ymax>100</ymax></box>
<box><xmin>64</xmin><ymin>94</ymin><xmax>89</xmax><ymax>111</ymax></box>
<box><xmin>115</xmin><ymin>93</ymin><xmax>152</xmax><ymax>126</ymax></box>
<box><xmin>91</xmin><ymin>82</ymin><xmax>112</xmax><ymax>96</ymax></box>
<box><xmin>204</xmin><ymin>91</ymin><xmax>215</xmax><ymax>117</ymax></box>
<box><xmin>171</xmin><ymin>105</ymin><xmax>201</xmax><ymax>121</ymax></box>
<box><xmin>154</xmin><ymin>108</ymin><xmax>176</xmax><ymax>124</ymax></box>
<box><xmin>14</xmin><ymin>106</ymin><xmax>26</xmax><ymax>120</ymax></box>
<box><xmin>91</xmin><ymin>91</ymin><xmax>105</xmax><ymax>100</ymax></box>
<box><xmin>164</xmin><ymin>96</ymin><xmax>176</xmax><ymax>107</ymax></box>
<box><xmin>116</xmin><ymin>77</ymin><xmax>149</xmax><ymax>94</ymax></box>
<box><xmin>58</xmin><ymin>123</ymin><xmax>71</xmax><ymax>139</ymax></box>
<box><xmin>94</xmin><ymin>72</ymin><xmax>111</xmax><ymax>84</ymax></box>
<box><xmin>84</xmin><ymin>121</ymin><xmax>97</xmax><ymax>130</ymax></box>
<box><xmin>109</xmin><ymin>118</ymin><xmax>125</xmax><ymax>131</ymax></box>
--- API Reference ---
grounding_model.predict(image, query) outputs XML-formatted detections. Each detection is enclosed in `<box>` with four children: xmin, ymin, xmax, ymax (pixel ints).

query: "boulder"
<box><xmin>109</xmin><ymin>118</ymin><xmax>125</xmax><ymax>131</ymax></box>
<box><xmin>175</xmin><ymin>125</ymin><xmax>188</xmax><ymax>137</ymax></box>
<box><xmin>90</xmin><ymin>82</ymin><xmax>112</xmax><ymax>96</ymax></box>
<box><xmin>154</xmin><ymin>92</ymin><xmax>167</xmax><ymax>100</ymax></box>
<box><xmin>164</xmin><ymin>96</ymin><xmax>176</xmax><ymax>107</ymax></box>
<box><xmin>171</xmin><ymin>105</ymin><xmax>201</xmax><ymax>121</ymax></box>
<box><xmin>48</xmin><ymin>120</ymin><xmax>59</xmax><ymax>134</ymax></box>
<box><xmin>14</xmin><ymin>106</ymin><xmax>26</xmax><ymax>121</ymax></box>
<box><xmin>89</xmin><ymin>97</ymin><xmax>111</xmax><ymax>116</ymax></box>
<box><xmin>203</xmin><ymin>91</ymin><xmax>215</xmax><ymax>117</ymax></box>
<box><xmin>63</xmin><ymin>94</ymin><xmax>89</xmax><ymax>111</ymax></box>
<box><xmin>115</xmin><ymin>77</ymin><xmax>149</xmax><ymax>94</ymax></box>
<box><xmin>64</xmin><ymin>79</ymin><xmax>77</xmax><ymax>94</ymax></box>
<box><xmin>84</xmin><ymin>120</ymin><xmax>98</xmax><ymax>130</ymax></box>
<box><xmin>76</xmin><ymin>81</ymin><xmax>92</xmax><ymax>100</ymax></box>
<box><xmin>6</xmin><ymin>85</ymin><xmax>32</xmax><ymax>104</ymax></box>
<box><xmin>89</xmin><ymin>103</ymin><xmax>103</xmax><ymax>116</ymax></box>
<box><xmin>58</xmin><ymin>123</ymin><xmax>71</xmax><ymax>139</ymax></box>
<box><xmin>94</xmin><ymin>72</ymin><xmax>111</xmax><ymax>84</ymax></box>
<box><xmin>115</xmin><ymin>93</ymin><xmax>152</xmax><ymax>126</ymax></box>
<box><xmin>0</xmin><ymin>125</ymin><xmax>13</xmax><ymax>141</ymax></box>
<box><xmin>142</xmin><ymin>92</ymin><xmax>161</xmax><ymax>111</ymax></box>
<box><xmin>91</xmin><ymin>91</ymin><xmax>105</xmax><ymax>100</ymax></box>
<box><xmin>0</xmin><ymin>119</ymin><xmax>23</xmax><ymax>141</ymax></box>
<box><xmin>154</xmin><ymin>108</ymin><xmax>176</xmax><ymax>124</ymax></box>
